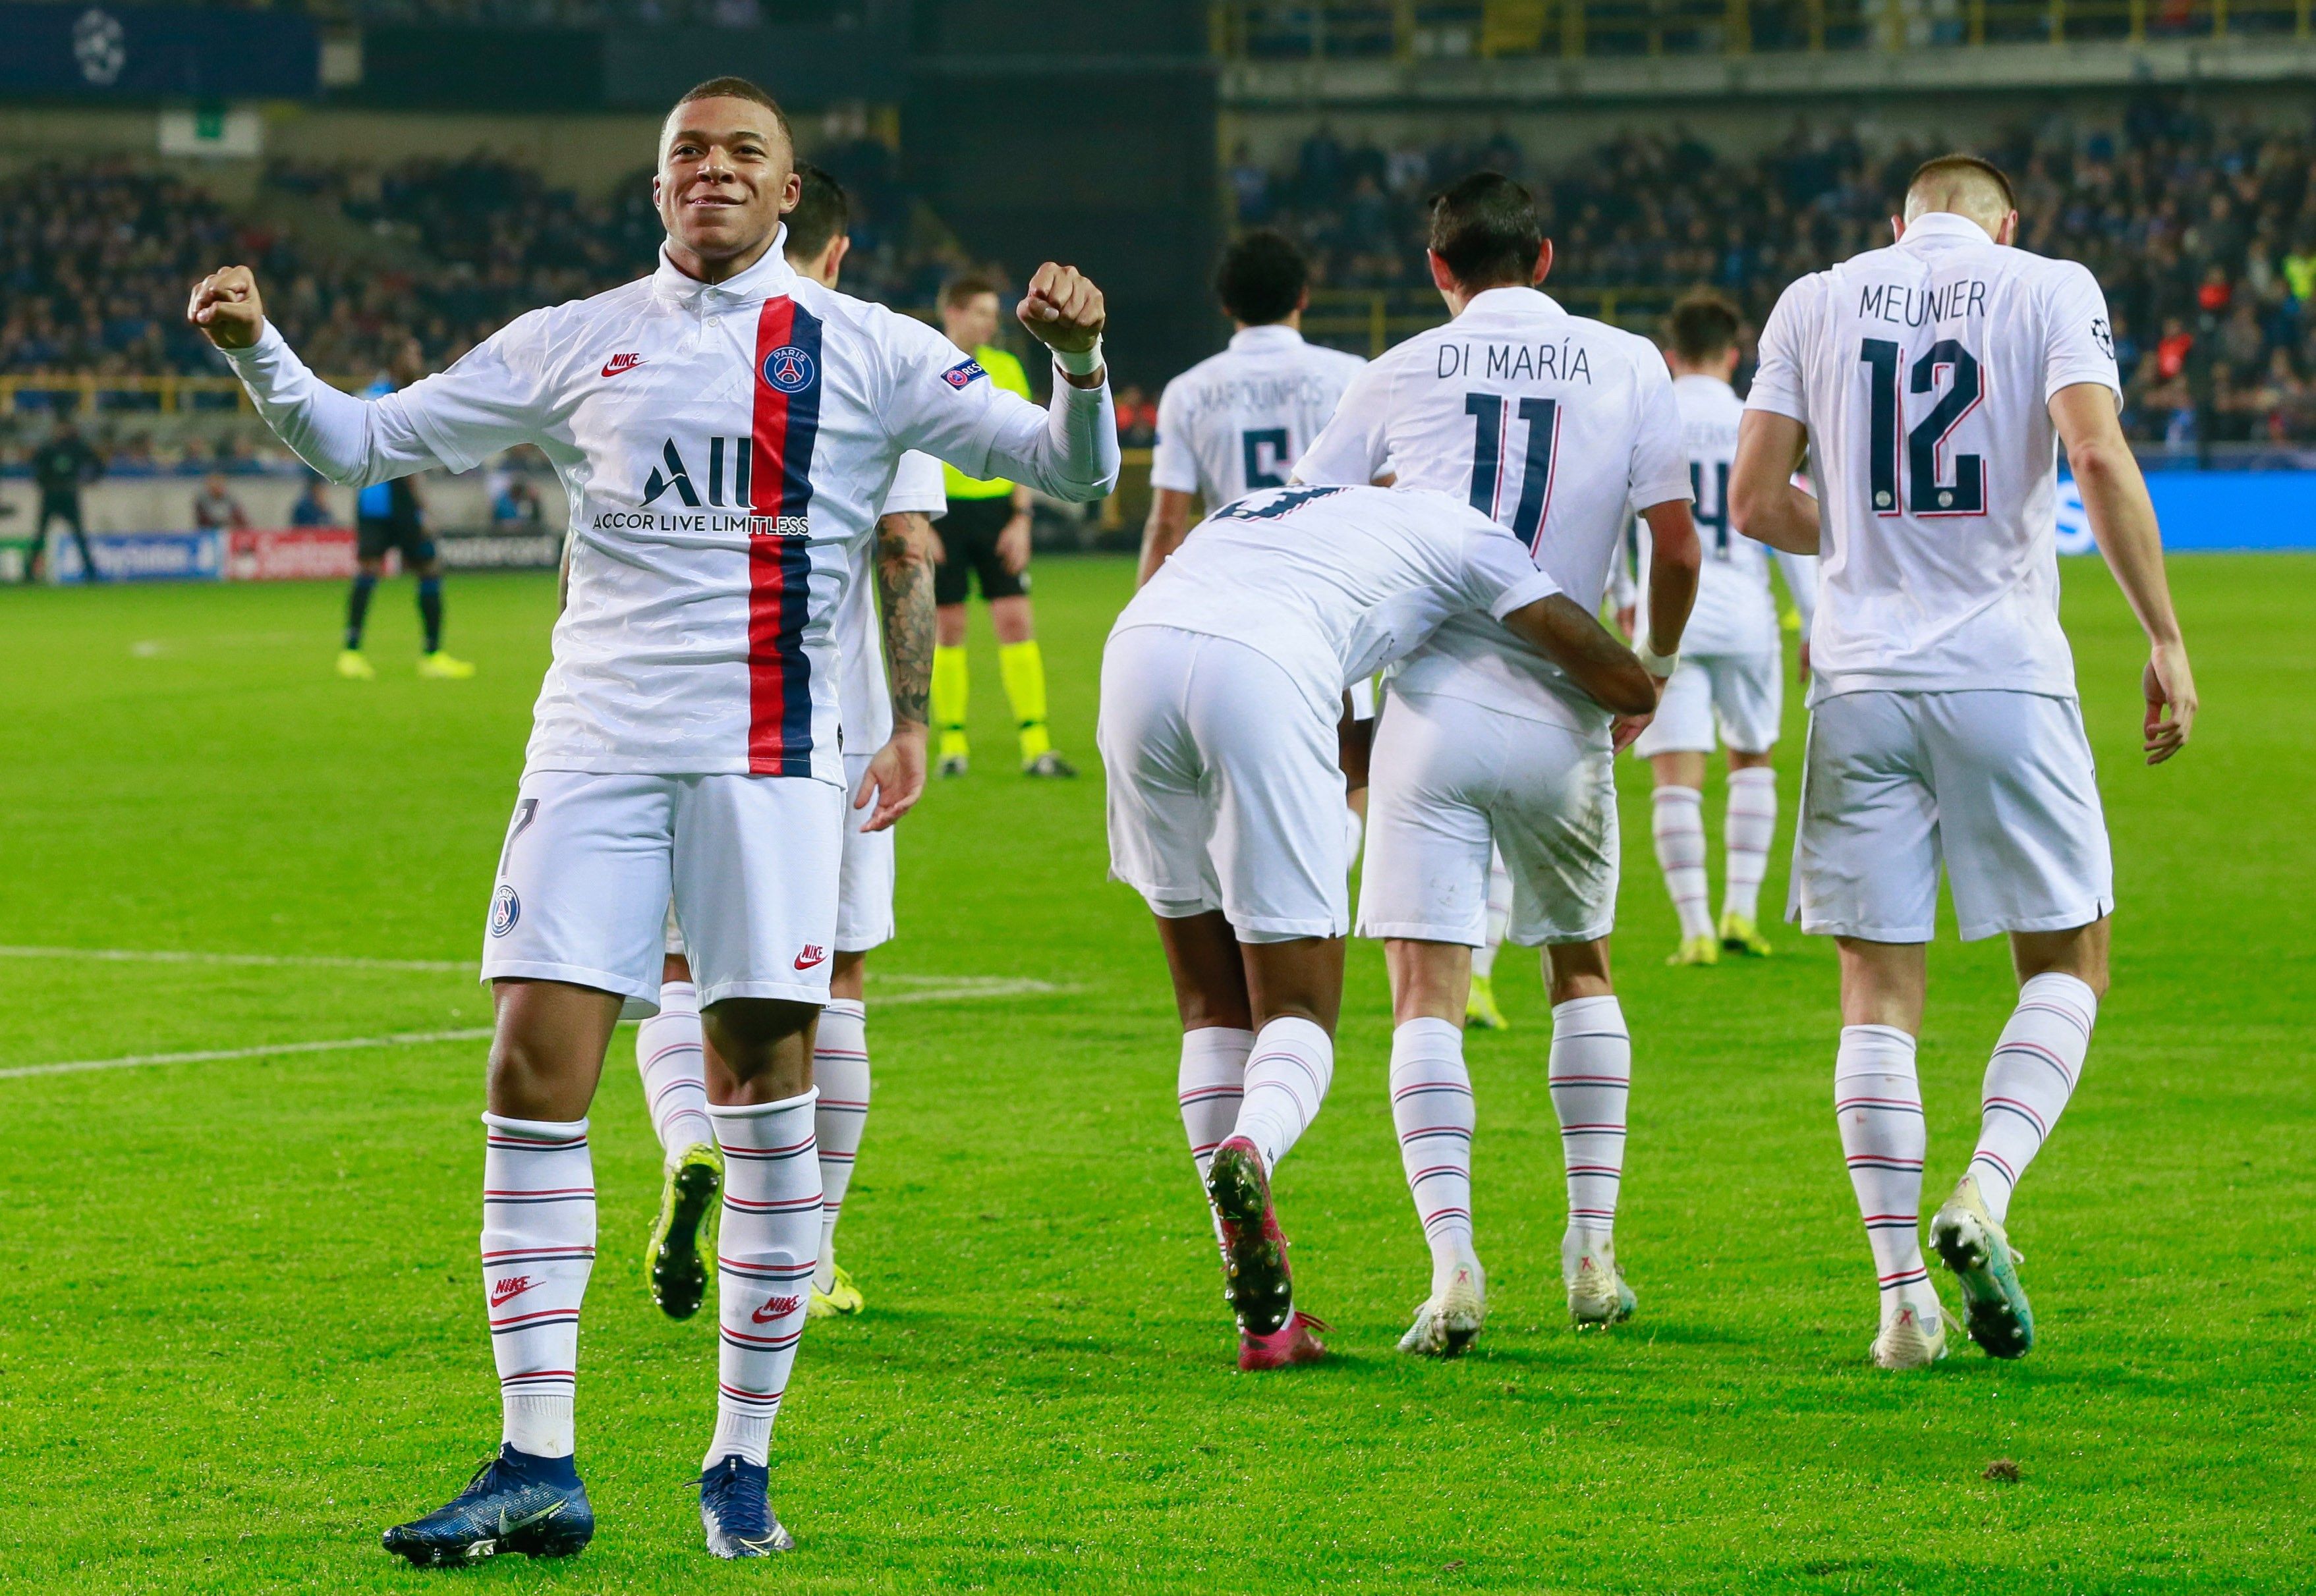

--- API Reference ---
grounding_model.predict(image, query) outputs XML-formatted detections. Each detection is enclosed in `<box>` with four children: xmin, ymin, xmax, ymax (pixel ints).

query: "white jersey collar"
<box><xmin>651</xmin><ymin>225</ymin><xmax>799</xmax><ymax>303</ymax></box>
<box><xmin>1900</xmin><ymin>212</ymin><xmax>1996</xmax><ymax>247</ymax></box>
<box><xmin>1229</xmin><ymin>322</ymin><xmax>1307</xmax><ymax>353</ymax></box>
<box><xmin>1673</xmin><ymin>372</ymin><xmax>1737</xmax><ymax>397</ymax></box>
<box><xmin>1457</xmin><ymin>285</ymin><xmax>1564</xmax><ymax>321</ymax></box>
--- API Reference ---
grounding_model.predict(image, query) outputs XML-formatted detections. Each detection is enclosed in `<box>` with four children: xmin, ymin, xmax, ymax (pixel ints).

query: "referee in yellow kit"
<box><xmin>930</xmin><ymin>270</ymin><xmax>1075</xmax><ymax>778</ymax></box>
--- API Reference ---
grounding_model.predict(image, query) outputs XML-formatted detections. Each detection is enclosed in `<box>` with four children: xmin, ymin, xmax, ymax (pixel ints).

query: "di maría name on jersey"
<box><xmin>1434</xmin><ymin>339</ymin><xmax>1594</xmax><ymax>384</ymax></box>
<box><xmin>595</xmin><ymin>435</ymin><xmax>811</xmax><ymax>536</ymax></box>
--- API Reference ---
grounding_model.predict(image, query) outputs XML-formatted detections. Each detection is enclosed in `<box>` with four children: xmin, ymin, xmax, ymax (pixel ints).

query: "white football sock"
<box><xmin>1722</xmin><ymin>767</ymin><xmax>1778</xmax><ymax>923</ymax></box>
<box><xmin>1471</xmin><ymin>851</ymin><xmax>1513</xmax><ymax>980</ymax></box>
<box><xmin>1834</xmin><ymin>1025</ymin><xmax>1939</xmax><ymax>1328</ymax></box>
<box><xmin>1179</xmin><ymin>1026</ymin><xmax>1255</xmax><ymax>1259</ymax></box>
<box><xmin>1231</xmin><ymin>1016</ymin><xmax>1334</xmax><ymax>1174</ymax></box>
<box><xmin>811</xmin><ymin>999</ymin><xmax>871</xmax><ymax>1291</ymax></box>
<box><xmin>706</xmin><ymin>1091</ymin><xmax>821</xmax><ymax>1470</ymax></box>
<box><xmin>1548</xmin><ymin>996</ymin><xmax>1630</xmax><ymax>1277</ymax></box>
<box><xmin>636</xmin><ymin>981</ymin><xmax>714</xmax><ymax>1170</ymax></box>
<box><xmin>1651</xmin><ymin>786</ymin><xmax>1714</xmax><ymax>941</ymax></box>
<box><xmin>1390</xmin><ymin>1017</ymin><xmax>1475</xmax><ymax>1293</ymax></box>
<box><xmin>1969</xmin><ymin>973</ymin><xmax>2098</xmax><ymax>1226</ymax></box>
<box><xmin>480</xmin><ymin>1113</ymin><xmax>596</xmax><ymax>1459</ymax></box>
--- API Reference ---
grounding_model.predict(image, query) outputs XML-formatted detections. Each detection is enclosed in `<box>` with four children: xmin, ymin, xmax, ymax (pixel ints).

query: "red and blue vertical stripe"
<box><xmin>747</xmin><ymin>296</ymin><xmax>822</xmax><ymax>777</ymax></box>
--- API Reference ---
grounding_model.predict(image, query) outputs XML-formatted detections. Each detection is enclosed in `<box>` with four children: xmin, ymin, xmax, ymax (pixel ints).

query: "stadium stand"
<box><xmin>1232</xmin><ymin>104</ymin><xmax>2316</xmax><ymax>443</ymax></box>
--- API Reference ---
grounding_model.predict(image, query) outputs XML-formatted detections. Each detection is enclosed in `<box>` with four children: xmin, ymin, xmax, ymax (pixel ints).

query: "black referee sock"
<box><xmin>345</xmin><ymin>573</ymin><xmax>376</xmax><ymax>649</ymax></box>
<box><xmin>418</xmin><ymin>578</ymin><xmax>444</xmax><ymax>654</ymax></box>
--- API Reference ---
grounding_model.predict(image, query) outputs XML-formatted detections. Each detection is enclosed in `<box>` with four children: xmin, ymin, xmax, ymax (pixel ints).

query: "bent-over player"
<box><xmin>1100</xmin><ymin>482</ymin><xmax>1657</xmax><ymax>1370</ymax></box>
<box><xmin>1731</xmin><ymin>154</ymin><xmax>2196</xmax><ymax>1370</ymax></box>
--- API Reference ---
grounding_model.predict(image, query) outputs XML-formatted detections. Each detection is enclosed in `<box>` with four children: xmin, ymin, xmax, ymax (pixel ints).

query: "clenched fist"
<box><xmin>1015</xmin><ymin>262</ymin><xmax>1104</xmax><ymax>369</ymax></box>
<box><xmin>187</xmin><ymin>265</ymin><xmax>266</xmax><ymax>350</ymax></box>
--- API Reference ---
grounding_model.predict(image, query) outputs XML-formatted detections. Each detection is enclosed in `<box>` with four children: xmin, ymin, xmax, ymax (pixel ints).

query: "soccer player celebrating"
<box><xmin>1294</xmin><ymin>173</ymin><xmax>1701</xmax><ymax>1354</ymax></box>
<box><xmin>1102</xmin><ymin>482</ymin><xmax>1658</xmax><ymax>1369</ymax></box>
<box><xmin>1627</xmin><ymin>290</ymin><xmax>1819</xmax><ymax>966</ymax></box>
<box><xmin>190</xmin><ymin>78</ymin><xmax>1118</xmax><ymax>1559</ymax></box>
<box><xmin>931</xmin><ymin>272</ymin><xmax>1074</xmax><ymax>777</ymax></box>
<box><xmin>1730</xmin><ymin>155</ymin><xmax>2197</xmax><ymax>1370</ymax></box>
<box><xmin>635</xmin><ymin>161</ymin><xmax>946</xmax><ymax>1327</ymax></box>
<box><xmin>1136</xmin><ymin>229</ymin><xmax>1365</xmax><ymax>584</ymax></box>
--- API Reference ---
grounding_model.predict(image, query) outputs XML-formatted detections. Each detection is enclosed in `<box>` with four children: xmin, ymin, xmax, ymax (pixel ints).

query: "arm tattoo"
<box><xmin>876</xmin><ymin>512</ymin><xmax>935</xmax><ymax>729</ymax></box>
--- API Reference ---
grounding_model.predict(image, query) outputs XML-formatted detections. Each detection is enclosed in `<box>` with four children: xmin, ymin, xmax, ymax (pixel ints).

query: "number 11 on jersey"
<box><xmin>1465</xmin><ymin>393</ymin><xmax>1560</xmax><ymax>549</ymax></box>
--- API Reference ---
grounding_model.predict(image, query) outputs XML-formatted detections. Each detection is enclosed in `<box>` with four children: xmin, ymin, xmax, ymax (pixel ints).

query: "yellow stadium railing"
<box><xmin>1212</xmin><ymin>0</ymin><xmax>2311</xmax><ymax>59</ymax></box>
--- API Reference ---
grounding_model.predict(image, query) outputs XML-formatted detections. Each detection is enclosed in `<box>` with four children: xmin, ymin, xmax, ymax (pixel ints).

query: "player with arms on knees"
<box><xmin>192</xmin><ymin>77</ymin><xmax>1117</xmax><ymax>1560</ymax></box>
<box><xmin>1627</xmin><ymin>290</ymin><xmax>1818</xmax><ymax>966</ymax></box>
<box><xmin>1294</xmin><ymin>173</ymin><xmax>1700</xmax><ymax>1354</ymax></box>
<box><xmin>340</xmin><ymin>337</ymin><xmax>475</xmax><ymax>680</ymax></box>
<box><xmin>931</xmin><ymin>272</ymin><xmax>1075</xmax><ymax>777</ymax></box>
<box><xmin>1137</xmin><ymin>229</ymin><xmax>1365</xmax><ymax>584</ymax></box>
<box><xmin>1730</xmin><ymin>154</ymin><xmax>2195</xmax><ymax>1370</ymax></box>
<box><xmin>1101</xmin><ymin>482</ymin><xmax>1657</xmax><ymax>1370</ymax></box>
<box><xmin>633</xmin><ymin>161</ymin><xmax>946</xmax><ymax>1328</ymax></box>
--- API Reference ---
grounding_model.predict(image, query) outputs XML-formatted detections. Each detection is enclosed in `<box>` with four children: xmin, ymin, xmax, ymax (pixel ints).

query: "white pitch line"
<box><xmin>0</xmin><ymin>980</ymin><xmax>1070</xmax><ymax>1082</ymax></box>
<box><xmin>0</xmin><ymin>1027</ymin><xmax>495</xmax><ymax>1082</ymax></box>
<box><xmin>0</xmin><ymin>945</ymin><xmax>474</xmax><ymax>974</ymax></box>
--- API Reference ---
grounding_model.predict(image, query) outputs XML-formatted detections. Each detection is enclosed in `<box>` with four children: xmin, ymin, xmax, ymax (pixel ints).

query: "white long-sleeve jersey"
<box><xmin>222</xmin><ymin>242</ymin><xmax>1117</xmax><ymax>782</ymax></box>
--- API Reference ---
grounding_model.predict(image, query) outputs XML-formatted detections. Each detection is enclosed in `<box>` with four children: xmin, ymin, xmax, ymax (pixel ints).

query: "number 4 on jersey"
<box><xmin>1860</xmin><ymin>337</ymin><xmax>1986</xmax><ymax>516</ymax></box>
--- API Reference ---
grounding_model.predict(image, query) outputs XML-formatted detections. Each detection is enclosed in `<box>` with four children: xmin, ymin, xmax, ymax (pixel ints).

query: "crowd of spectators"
<box><xmin>1231</xmin><ymin>97</ymin><xmax>2316</xmax><ymax>444</ymax></box>
<box><xmin>1</xmin><ymin>134</ymin><xmax>975</xmax><ymax>470</ymax></box>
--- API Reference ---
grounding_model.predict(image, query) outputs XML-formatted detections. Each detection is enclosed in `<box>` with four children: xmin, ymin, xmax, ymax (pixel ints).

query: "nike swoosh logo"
<box><xmin>497</xmin><ymin>1501</ymin><xmax>563</xmax><ymax>1537</ymax></box>
<box><xmin>600</xmin><ymin>354</ymin><xmax>644</xmax><ymax>377</ymax></box>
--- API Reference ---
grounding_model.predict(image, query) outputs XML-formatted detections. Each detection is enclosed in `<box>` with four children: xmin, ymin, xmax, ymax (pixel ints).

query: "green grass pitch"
<box><xmin>0</xmin><ymin>553</ymin><xmax>2307</xmax><ymax>1593</ymax></box>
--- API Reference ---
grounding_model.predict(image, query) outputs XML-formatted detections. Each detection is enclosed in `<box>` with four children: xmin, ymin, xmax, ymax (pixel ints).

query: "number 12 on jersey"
<box><xmin>1859</xmin><ymin>337</ymin><xmax>1986</xmax><ymax>517</ymax></box>
<box><xmin>1464</xmin><ymin>393</ymin><xmax>1560</xmax><ymax>548</ymax></box>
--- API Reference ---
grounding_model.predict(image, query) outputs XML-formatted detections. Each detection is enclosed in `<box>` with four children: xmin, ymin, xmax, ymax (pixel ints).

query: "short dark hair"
<box><xmin>782</xmin><ymin>161</ymin><xmax>850</xmax><ymax>263</ymax></box>
<box><xmin>669</xmin><ymin>76</ymin><xmax>793</xmax><ymax>151</ymax></box>
<box><xmin>940</xmin><ymin>270</ymin><xmax>1006</xmax><ymax>310</ymax></box>
<box><xmin>1907</xmin><ymin>153</ymin><xmax>2016</xmax><ymax>214</ymax></box>
<box><xmin>1667</xmin><ymin>289</ymin><xmax>1741</xmax><ymax>364</ymax></box>
<box><xmin>1427</xmin><ymin>171</ymin><xmax>1544</xmax><ymax>290</ymax></box>
<box><xmin>1214</xmin><ymin>229</ymin><xmax>1309</xmax><ymax>326</ymax></box>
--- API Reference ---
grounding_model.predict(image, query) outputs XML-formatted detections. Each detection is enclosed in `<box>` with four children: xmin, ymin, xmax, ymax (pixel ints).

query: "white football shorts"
<box><xmin>1631</xmin><ymin>649</ymin><xmax>1784</xmax><ymax>758</ymax></box>
<box><xmin>1792</xmin><ymin>689</ymin><xmax>2114</xmax><ymax>943</ymax></box>
<box><xmin>1099</xmin><ymin>625</ymin><xmax>1349</xmax><ymax>942</ymax></box>
<box><xmin>662</xmin><ymin>754</ymin><xmax>894</xmax><ymax>962</ymax></box>
<box><xmin>484</xmin><ymin>769</ymin><xmax>843</xmax><ymax>1013</ymax></box>
<box><xmin>1359</xmin><ymin>688</ymin><xmax>1618</xmax><ymax>947</ymax></box>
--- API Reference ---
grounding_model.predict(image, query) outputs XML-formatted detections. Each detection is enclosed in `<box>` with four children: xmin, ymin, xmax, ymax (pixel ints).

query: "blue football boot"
<box><xmin>381</xmin><ymin>1445</ymin><xmax>594</xmax><ymax>1566</ymax></box>
<box><xmin>698</xmin><ymin>1455</ymin><xmax>794</xmax><ymax>1558</ymax></box>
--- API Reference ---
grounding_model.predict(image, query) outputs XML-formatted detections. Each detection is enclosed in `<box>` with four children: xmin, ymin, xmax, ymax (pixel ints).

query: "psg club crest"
<box><xmin>490</xmin><ymin>885</ymin><xmax>521</xmax><ymax>937</ymax></box>
<box><xmin>761</xmin><ymin>345</ymin><xmax>818</xmax><ymax>394</ymax></box>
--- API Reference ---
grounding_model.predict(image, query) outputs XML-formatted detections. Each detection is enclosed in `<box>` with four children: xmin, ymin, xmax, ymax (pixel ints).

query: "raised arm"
<box><xmin>984</xmin><ymin>263</ymin><xmax>1120</xmax><ymax>501</ymax></box>
<box><xmin>2050</xmin><ymin>381</ymin><xmax>2197</xmax><ymax>763</ymax></box>
<box><xmin>853</xmin><ymin>510</ymin><xmax>936</xmax><ymax>833</ymax></box>
<box><xmin>1137</xmin><ymin>488</ymin><xmax>1199</xmax><ymax>588</ymax></box>
<box><xmin>189</xmin><ymin>267</ymin><xmax>443</xmax><ymax>489</ymax></box>
<box><xmin>190</xmin><ymin>265</ymin><xmax>542</xmax><ymax>489</ymax></box>
<box><xmin>1499</xmin><ymin>592</ymin><xmax>1660</xmax><ymax>717</ymax></box>
<box><xmin>1730</xmin><ymin>410</ymin><xmax>1820</xmax><ymax>555</ymax></box>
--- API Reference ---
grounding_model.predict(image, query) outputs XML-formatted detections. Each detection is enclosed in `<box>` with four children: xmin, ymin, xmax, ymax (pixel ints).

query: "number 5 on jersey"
<box><xmin>1860</xmin><ymin>337</ymin><xmax>1985</xmax><ymax>517</ymax></box>
<box><xmin>1464</xmin><ymin>393</ymin><xmax>1560</xmax><ymax>548</ymax></box>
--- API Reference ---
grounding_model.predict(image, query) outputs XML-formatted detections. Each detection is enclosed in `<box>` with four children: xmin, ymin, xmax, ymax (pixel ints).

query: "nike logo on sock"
<box><xmin>752</xmin><ymin>1294</ymin><xmax>802</xmax><ymax>1324</ymax></box>
<box><xmin>490</xmin><ymin>1276</ymin><xmax>536</xmax><ymax>1308</ymax></box>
